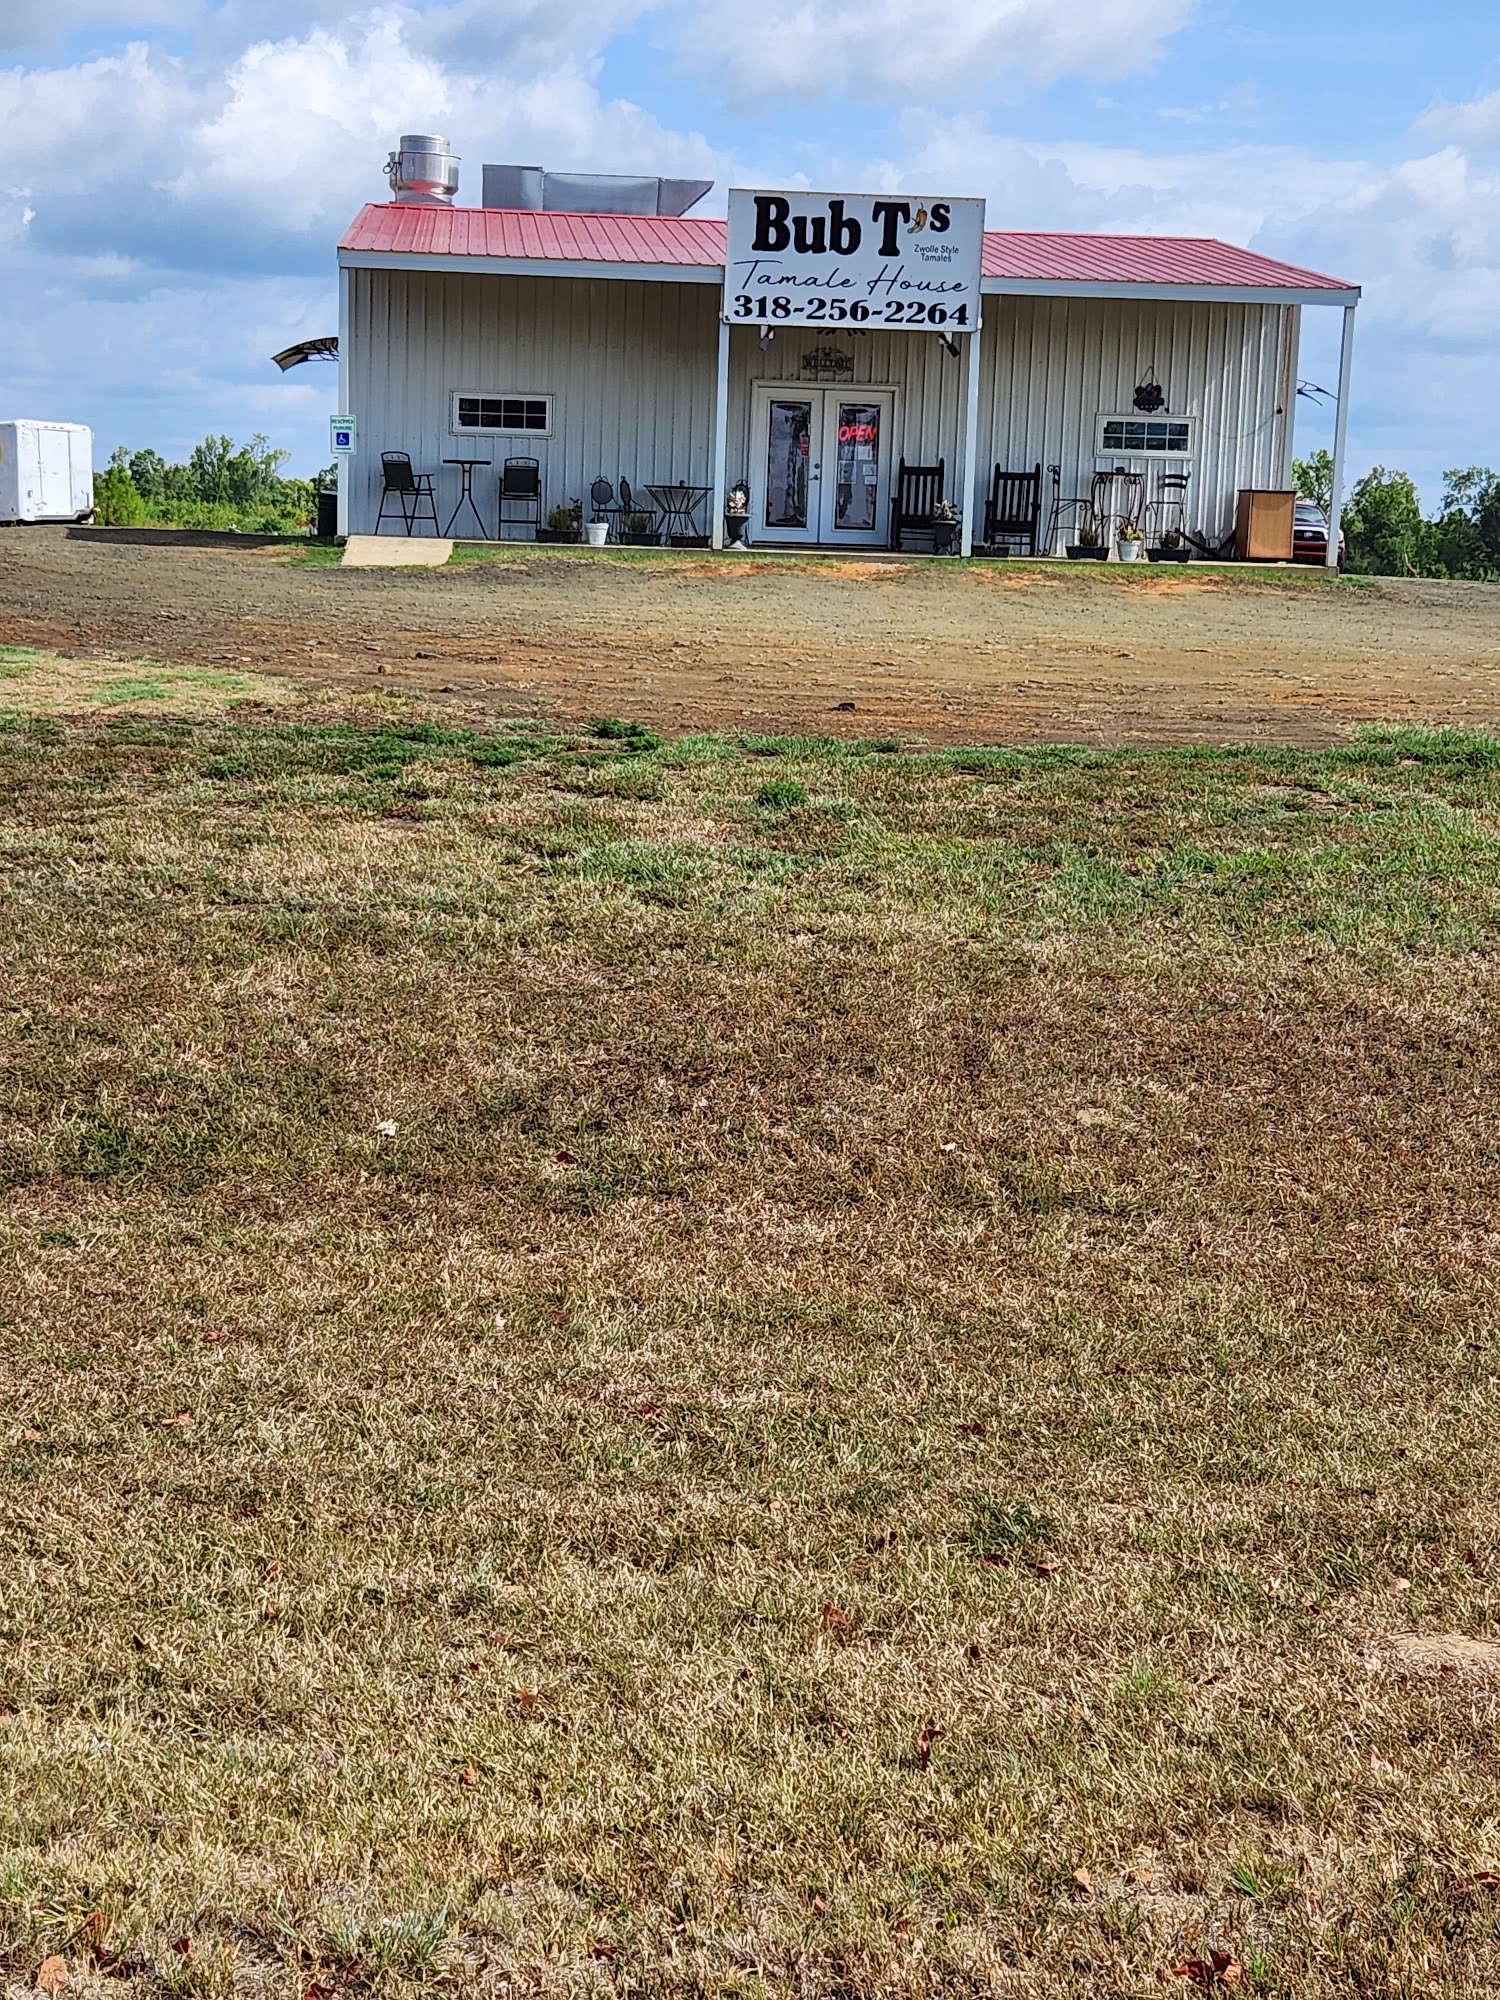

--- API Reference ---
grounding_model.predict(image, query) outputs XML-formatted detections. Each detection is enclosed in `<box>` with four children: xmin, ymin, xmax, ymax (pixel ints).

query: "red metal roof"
<box><xmin>339</xmin><ymin>203</ymin><xmax>725</xmax><ymax>267</ymax></box>
<box><xmin>978</xmin><ymin>228</ymin><xmax>1352</xmax><ymax>291</ymax></box>
<box><xmin>339</xmin><ymin>204</ymin><xmax>1355</xmax><ymax>293</ymax></box>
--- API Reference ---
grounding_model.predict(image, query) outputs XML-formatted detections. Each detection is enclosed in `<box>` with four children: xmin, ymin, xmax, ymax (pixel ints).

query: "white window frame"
<box><xmin>450</xmin><ymin>391</ymin><xmax>554</xmax><ymax>438</ymax></box>
<box><xmin>1094</xmin><ymin>412</ymin><xmax>1197</xmax><ymax>459</ymax></box>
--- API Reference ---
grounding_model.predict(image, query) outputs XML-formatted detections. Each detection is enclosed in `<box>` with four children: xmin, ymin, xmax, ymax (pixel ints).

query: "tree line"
<box><xmin>1295</xmin><ymin>450</ymin><xmax>1500</xmax><ymax>580</ymax></box>
<box><xmin>93</xmin><ymin>436</ymin><xmax>335</xmax><ymax>534</ymax></box>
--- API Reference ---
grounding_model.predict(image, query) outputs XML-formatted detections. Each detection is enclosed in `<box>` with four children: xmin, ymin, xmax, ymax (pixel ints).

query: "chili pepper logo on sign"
<box><xmin>726</xmin><ymin>189</ymin><xmax>985</xmax><ymax>332</ymax></box>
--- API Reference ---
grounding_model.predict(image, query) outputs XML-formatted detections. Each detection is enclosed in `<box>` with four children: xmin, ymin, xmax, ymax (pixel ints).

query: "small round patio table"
<box><xmin>443</xmin><ymin>460</ymin><xmax>491</xmax><ymax>539</ymax></box>
<box><xmin>646</xmin><ymin>483</ymin><xmax>710</xmax><ymax>544</ymax></box>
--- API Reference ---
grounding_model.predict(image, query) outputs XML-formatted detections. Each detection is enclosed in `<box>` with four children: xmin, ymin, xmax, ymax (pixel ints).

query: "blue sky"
<box><xmin>3</xmin><ymin>0</ymin><xmax>1498</xmax><ymax>503</ymax></box>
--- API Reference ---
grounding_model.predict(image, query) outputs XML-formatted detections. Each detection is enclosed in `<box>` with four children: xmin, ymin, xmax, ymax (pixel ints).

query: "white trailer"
<box><xmin>0</xmin><ymin>420</ymin><xmax>95</xmax><ymax>525</ymax></box>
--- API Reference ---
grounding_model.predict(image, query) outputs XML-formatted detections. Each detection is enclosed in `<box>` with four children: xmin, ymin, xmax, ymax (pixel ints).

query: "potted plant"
<box><xmin>932</xmin><ymin>498</ymin><xmax>959</xmax><ymax>555</ymax></box>
<box><xmin>585</xmin><ymin>510</ymin><xmax>610</xmax><ymax>548</ymax></box>
<box><xmin>1117</xmin><ymin>521</ymin><xmax>1145</xmax><ymax>563</ymax></box>
<box><xmin>1148</xmin><ymin>528</ymin><xmax>1190</xmax><ymax>564</ymax></box>
<box><xmin>622</xmin><ymin>510</ymin><xmax>656</xmax><ymax>546</ymax></box>
<box><xmin>724</xmin><ymin>480</ymin><xmax>750</xmax><ymax>549</ymax></box>
<box><xmin>538</xmin><ymin>500</ymin><xmax>581</xmax><ymax>544</ymax></box>
<box><xmin>1067</xmin><ymin>511</ymin><xmax>1108</xmax><ymax>561</ymax></box>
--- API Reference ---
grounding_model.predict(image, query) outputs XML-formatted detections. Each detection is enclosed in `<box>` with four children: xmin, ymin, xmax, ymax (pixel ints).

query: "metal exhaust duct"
<box><xmin>481</xmin><ymin>164</ymin><xmax>713</xmax><ymax>216</ymax></box>
<box><xmin>386</xmin><ymin>135</ymin><xmax>460</xmax><ymax>205</ymax></box>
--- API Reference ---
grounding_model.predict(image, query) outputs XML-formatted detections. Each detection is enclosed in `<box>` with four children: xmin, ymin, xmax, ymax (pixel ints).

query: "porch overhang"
<box><xmin>979</xmin><ymin>277</ymin><xmax>1361</xmax><ymax>309</ymax></box>
<box><xmin>337</xmin><ymin>247</ymin><xmax>1359</xmax><ymax>311</ymax></box>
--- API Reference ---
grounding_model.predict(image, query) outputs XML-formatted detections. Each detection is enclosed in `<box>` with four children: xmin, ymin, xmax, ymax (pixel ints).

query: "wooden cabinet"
<box><xmin>1235</xmin><ymin>488</ymin><xmax>1295</xmax><ymax>562</ymax></box>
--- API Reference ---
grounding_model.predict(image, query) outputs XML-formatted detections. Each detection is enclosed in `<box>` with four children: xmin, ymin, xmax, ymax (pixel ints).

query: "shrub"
<box><xmin>92</xmin><ymin>465</ymin><xmax>148</xmax><ymax>526</ymax></box>
<box><xmin>593</xmin><ymin>717</ymin><xmax>663</xmax><ymax>753</ymax></box>
<box><xmin>755</xmin><ymin>778</ymin><xmax>808</xmax><ymax>810</ymax></box>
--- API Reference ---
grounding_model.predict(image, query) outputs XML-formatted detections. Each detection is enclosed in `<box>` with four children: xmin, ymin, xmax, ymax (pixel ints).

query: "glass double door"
<box><xmin>752</xmin><ymin>385</ymin><xmax>894</xmax><ymax>546</ymax></box>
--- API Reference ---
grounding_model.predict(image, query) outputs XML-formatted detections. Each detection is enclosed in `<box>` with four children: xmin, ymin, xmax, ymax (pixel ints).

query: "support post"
<box><xmin>710</xmin><ymin>304</ymin><xmax>731</xmax><ymax>551</ymax></box>
<box><xmin>336</xmin><ymin>263</ymin><xmax>351</xmax><ymax>538</ymax></box>
<box><xmin>958</xmin><ymin>316</ymin><xmax>983</xmax><ymax>559</ymax></box>
<box><xmin>1278</xmin><ymin>304</ymin><xmax>1301</xmax><ymax>490</ymax></box>
<box><xmin>1326</xmin><ymin>300</ymin><xmax>1357</xmax><ymax>570</ymax></box>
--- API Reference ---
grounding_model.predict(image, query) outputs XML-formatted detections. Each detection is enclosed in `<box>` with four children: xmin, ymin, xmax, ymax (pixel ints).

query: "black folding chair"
<box><xmin>890</xmin><ymin>458</ymin><xmax>945</xmax><ymax>551</ymax></box>
<box><xmin>497</xmin><ymin>457</ymin><xmax>542</xmax><ymax>539</ymax></box>
<box><xmin>376</xmin><ymin>452</ymin><xmax>439</xmax><ymax>537</ymax></box>
<box><xmin>1143</xmin><ymin>470</ymin><xmax>1191</xmax><ymax>544</ymax></box>
<box><xmin>981</xmin><ymin>461</ymin><xmax>1042</xmax><ymax>554</ymax></box>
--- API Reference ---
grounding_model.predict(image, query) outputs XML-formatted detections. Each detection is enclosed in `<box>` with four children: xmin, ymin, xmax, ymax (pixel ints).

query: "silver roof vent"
<box><xmin>481</xmin><ymin>165</ymin><xmax>712</xmax><ymax>216</ymax></box>
<box><xmin>386</xmin><ymin>134</ymin><xmax>459</xmax><ymax>206</ymax></box>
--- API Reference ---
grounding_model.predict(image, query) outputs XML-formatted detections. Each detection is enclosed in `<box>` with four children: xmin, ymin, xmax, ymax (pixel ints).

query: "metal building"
<box><xmin>335</xmin><ymin>154</ymin><xmax>1359</xmax><ymax>562</ymax></box>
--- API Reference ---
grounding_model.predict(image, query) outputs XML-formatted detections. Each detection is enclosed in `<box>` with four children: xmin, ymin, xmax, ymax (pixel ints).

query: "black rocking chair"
<box><xmin>497</xmin><ymin>457</ymin><xmax>543</xmax><ymax>539</ymax></box>
<box><xmin>981</xmin><ymin>461</ymin><xmax>1042</xmax><ymax>554</ymax></box>
<box><xmin>890</xmin><ymin>458</ymin><xmax>945</xmax><ymax>551</ymax></box>
<box><xmin>376</xmin><ymin>452</ymin><xmax>439</xmax><ymax>537</ymax></box>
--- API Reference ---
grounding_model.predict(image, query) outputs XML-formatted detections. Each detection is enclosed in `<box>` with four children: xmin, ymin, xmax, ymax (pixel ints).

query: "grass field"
<box><xmin>3</xmin><ymin>672</ymin><xmax>1500</xmax><ymax>1998</ymax></box>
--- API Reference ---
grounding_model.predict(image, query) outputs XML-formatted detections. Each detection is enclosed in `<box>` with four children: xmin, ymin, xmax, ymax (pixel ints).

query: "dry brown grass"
<box><xmin>2</xmin><ymin>683</ymin><xmax>1500</xmax><ymax>1998</ymax></box>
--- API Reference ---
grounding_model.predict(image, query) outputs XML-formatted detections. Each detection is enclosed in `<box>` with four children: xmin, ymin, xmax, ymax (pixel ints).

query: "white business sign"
<box><xmin>330</xmin><ymin>415</ymin><xmax>357</xmax><ymax>455</ymax></box>
<box><xmin>725</xmin><ymin>189</ymin><xmax>985</xmax><ymax>333</ymax></box>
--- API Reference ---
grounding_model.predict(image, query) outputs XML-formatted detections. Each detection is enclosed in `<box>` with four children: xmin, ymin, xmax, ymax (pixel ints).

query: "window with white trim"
<box><xmin>1095</xmin><ymin>414</ymin><xmax>1195</xmax><ymax>457</ymax></box>
<box><xmin>451</xmin><ymin>392</ymin><xmax>552</xmax><ymax>436</ymax></box>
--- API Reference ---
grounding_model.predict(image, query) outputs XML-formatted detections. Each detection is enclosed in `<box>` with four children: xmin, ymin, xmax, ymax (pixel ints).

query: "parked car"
<box><xmin>1292</xmin><ymin>500</ymin><xmax>1345</xmax><ymax>568</ymax></box>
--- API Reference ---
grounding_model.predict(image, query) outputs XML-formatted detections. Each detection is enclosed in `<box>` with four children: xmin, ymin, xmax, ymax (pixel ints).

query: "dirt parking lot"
<box><xmin>3</xmin><ymin>524</ymin><xmax>1499</xmax><ymax>742</ymax></box>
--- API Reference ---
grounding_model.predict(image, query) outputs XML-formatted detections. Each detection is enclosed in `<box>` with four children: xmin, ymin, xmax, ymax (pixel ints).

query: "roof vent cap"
<box><xmin>386</xmin><ymin>135</ymin><xmax>459</xmax><ymax>205</ymax></box>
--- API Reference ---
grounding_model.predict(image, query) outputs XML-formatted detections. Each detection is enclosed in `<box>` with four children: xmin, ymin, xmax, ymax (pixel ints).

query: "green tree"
<box><xmin>1427</xmin><ymin>467</ymin><xmax>1500</xmax><ymax>579</ymax></box>
<box><xmin>1293</xmin><ymin>449</ymin><xmax>1334</xmax><ymax>512</ymax></box>
<box><xmin>99</xmin><ymin>435</ymin><xmax>321</xmax><ymax>533</ymax></box>
<box><xmin>186</xmin><ymin>433</ymin><xmax>287</xmax><ymax>506</ymax></box>
<box><xmin>126</xmin><ymin>448</ymin><xmax>170</xmax><ymax>502</ymax></box>
<box><xmin>1342</xmin><ymin>467</ymin><xmax>1424</xmax><ymax>576</ymax></box>
<box><xmin>93</xmin><ymin>461</ymin><xmax>148</xmax><ymax>526</ymax></box>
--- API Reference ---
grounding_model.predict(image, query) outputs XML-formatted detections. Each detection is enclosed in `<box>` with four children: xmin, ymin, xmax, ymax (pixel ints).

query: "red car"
<box><xmin>1293</xmin><ymin>500</ymin><xmax>1345</xmax><ymax>568</ymax></box>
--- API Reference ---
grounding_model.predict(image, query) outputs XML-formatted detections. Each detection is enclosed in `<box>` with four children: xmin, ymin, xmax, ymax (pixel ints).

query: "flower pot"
<box><xmin>536</xmin><ymin>528</ymin><xmax>580</xmax><ymax>543</ymax></box>
<box><xmin>585</xmin><ymin>520</ymin><xmax>610</xmax><ymax>548</ymax></box>
<box><xmin>724</xmin><ymin>513</ymin><xmax>749</xmax><ymax>548</ymax></box>
<box><xmin>621</xmin><ymin>532</ymin><xmax>657</xmax><ymax>546</ymax></box>
<box><xmin>1066</xmin><ymin>545</ymin><xmax>1107</xmax><ymax>561</ymax></box>
<box><xmin>1117</xmin><ymin>539</ymin><xmax>1144</xmax><ymax>563</ymax></box>
<box><xmin>932</xmin><ymin>523</ymin><xmax>959</xmax><ymax>555</ymax></box>
<box><xmin>1148</xmin><ymin>547</ymin><xmax>1190</xmax><ymax>563</ymax></box>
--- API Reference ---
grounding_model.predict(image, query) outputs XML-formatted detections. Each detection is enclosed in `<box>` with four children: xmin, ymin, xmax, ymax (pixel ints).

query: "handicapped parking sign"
<box><xmin>330</xmin><ymin>415</ymin><xmax>357</xmax><ymax>455</ymax></box>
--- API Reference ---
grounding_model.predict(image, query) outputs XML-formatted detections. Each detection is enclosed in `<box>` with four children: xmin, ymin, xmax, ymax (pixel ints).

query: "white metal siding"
<box><xmin>975</xmin><ymin>295</ymin><xmax>1293</xmax><ymax>548</ymax></box>
<box><xmin>345</xmin><ymin>269</ymin><xmax>719</xmax><ymax>534</ymax></box>
<box><xmin>345</xmin><ymin>268</ymin><xmax>1294</xmax><ymax>551</ymax></box>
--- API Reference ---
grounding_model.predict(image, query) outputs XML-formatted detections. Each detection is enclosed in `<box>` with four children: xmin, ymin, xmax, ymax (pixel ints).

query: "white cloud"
<box><xmin>673</xmin><ymin>0</ymin><xmax>1200</xmax><ymax>106</ymax></box>
<box><xmin>1416</xmin><ymin>87</ymin><xmax>1500</xmax><ymax>152</ymax></box>
<box><xmin>0</xmin><ymin>12</ymin><xmax>722</xmax><ymax>274</ymax></box>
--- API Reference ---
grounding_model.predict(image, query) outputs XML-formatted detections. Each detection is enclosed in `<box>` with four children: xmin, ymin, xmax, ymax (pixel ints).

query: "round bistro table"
<box><xmin>443</xmin><ymin>460</ymin><xmax>491</xmax><ymax>540</ymax></box>
<box><xmin>647</xmin><ymin>483</ymin><xmax>711</xmax><ymax>544</ymax></box>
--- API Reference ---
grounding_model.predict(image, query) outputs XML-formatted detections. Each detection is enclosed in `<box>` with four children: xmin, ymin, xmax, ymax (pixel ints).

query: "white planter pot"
<box><xmin>1117</xmin><ymin>539</ymin><xmax>1143</xmax><ymax>562</ymax></box>
<box><xmin>585</xmin><ymin>520</ymin><xmax>609</xmax><ymax>548</ymax></box>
